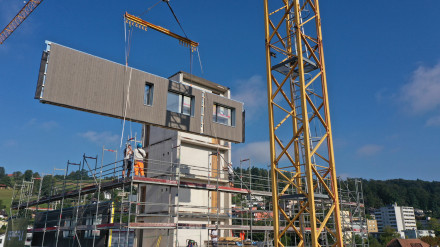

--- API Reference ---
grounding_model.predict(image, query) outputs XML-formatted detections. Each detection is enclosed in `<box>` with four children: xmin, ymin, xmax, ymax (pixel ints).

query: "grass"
<box><xmin>0</xmin><ymin>188</ymin><xmax>14</xmax><ymax>214</ymax></box>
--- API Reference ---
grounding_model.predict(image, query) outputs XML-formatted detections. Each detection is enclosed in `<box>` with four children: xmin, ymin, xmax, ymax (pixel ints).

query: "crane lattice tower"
<box><xmin>264</xmin><ymin>0</ymin><xmax>344</xmax><ymax>246</ymax></box>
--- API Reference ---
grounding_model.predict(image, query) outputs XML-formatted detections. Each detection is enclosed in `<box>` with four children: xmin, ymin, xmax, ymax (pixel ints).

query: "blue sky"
<box><xmin>1</xmin><ymin>0</ymin><xmax>440</xmax><ymax>180</ymax></box>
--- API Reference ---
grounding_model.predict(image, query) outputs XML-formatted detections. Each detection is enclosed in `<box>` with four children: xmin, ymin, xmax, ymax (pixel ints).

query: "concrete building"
<box><xmin>404</xmin><ymin>229</ymin><xmax>436</xmax><ymax>239</ymax></box>
<box><xmin>137</xmin><ymin>71</ymin><xmax>235</xmax><ymax>246</ymax></box>
<box><xmin>375</xmin><ymin>203</ymin><xmax>417</xmax><ymax>235</ymax></box>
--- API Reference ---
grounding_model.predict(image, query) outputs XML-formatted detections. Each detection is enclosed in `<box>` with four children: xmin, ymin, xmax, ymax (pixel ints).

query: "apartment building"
<box><xmin>374</xmin><ymin>203</ymin><xmax>417</xmax><ymax>236</ymax></box>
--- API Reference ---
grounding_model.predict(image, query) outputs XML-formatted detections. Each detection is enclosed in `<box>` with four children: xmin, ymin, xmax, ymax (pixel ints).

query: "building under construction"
<box><xmin>10</xmin><ymin>156</ymin><xmax>362</xmax><ymax>247</ymax></box>
<box><xmin>0</xmin><ymin>0</ymin><xmax>352</xmax><ymax>245</ymax></box>
<box><xmin>8</xmin><ymin>42</ymin><xmax>276</xmax><ymax>246</ymax></box>
<box><xmin>338</xmin><ymin>178</ymin><xmax>369</xmax><ymax>247</ymax></box>
<box><xmin>9</xmin><ymin>161</ymin><xmax>365</xmax><ymax>247</ymax></box>
<box><xmin>4</xmin><ymin>0</ymin><xmax>353</xmax><ymax>239</ymax></box>
<box><xmin>5</xmin><ymin>43</ymin><xmax>343</xmax><ymax>247</ymax></box>
<box><xmin>9</xmin><ymin>152</ymin><xmax>276</xmax><ymax>247</ymax></box>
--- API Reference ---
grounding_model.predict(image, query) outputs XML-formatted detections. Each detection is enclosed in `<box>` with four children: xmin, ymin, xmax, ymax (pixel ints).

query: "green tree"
<box><xmin>0</xmin><ymin>176</ymin><xmax>12</xmax><ymax>187</ymax></box>
<box><xmin>24</xmin><ymin>169</ymin><xmax>33</xmax><ymax>181</ymax></box>
<box><xmin>379</xmin><ymin>226</ymin><xmax>400</xmax><ymax>245</ymax></box>
<box><xmin>368</xmin><ymin>236</ymin><xmax>381</xmax><ymax>247</ymax></box>
<box><xmin>13</xmin><ymin>171</ymin><xmax>22</xmax><ymax>180</ymax></box>
<box><xmin>41</xmin><ymin>175</ymin><xmax>56</xmax><ymax>196</ymax></box>
<box><xmin>0</xmin><ymin>167</ymin><xmax>5</xmax><ymax>178</ymax></box>
<box><xmin>428</xmin><ymin>218</ymin><xmax>440</xmax><ymax>236</ymax></box>
<box><xmin>420</xmin><ymin>236</ymin><xmax>440</xmax><ymax>246</ymax></box>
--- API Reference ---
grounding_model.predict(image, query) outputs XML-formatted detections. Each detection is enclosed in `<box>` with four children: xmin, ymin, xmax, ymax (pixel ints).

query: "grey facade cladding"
<box><xmin>36</xmin><ymin>42</ymin><xmax>244</xmax><ymax>143</ymax></box>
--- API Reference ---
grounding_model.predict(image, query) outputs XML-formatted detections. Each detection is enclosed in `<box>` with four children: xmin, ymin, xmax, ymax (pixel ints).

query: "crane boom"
<box><xmin>0</xmin><ymin>0</ymin><xmax>44</xmax><ymax>45</ymax></box>
<box><xmin>124</xmin><ymin>12</ymin><xmax>199</xmax><ymax>49</ymax></box>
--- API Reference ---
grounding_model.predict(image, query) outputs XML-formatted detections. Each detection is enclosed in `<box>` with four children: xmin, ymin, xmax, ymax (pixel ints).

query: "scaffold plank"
<box><xmin>14</xmin><ymin>176</ymin><xmax>272</xmax><ymax>210</ymax></box>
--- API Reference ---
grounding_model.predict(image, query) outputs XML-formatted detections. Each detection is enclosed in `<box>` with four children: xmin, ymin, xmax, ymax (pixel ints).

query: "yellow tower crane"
<box><xmin>0</xmin><ymin>0</ymin><xmax>44</xmax><ymax>45</ymax></box>
<box><xmin>2</xmin><ymin>0</ymin><xmax>343</xmax><ymax>245</ymax></box>
<box><xmin>264</xmin><ymin>0</ymin><xmax>343</xmax><ymax>246</ymax></box>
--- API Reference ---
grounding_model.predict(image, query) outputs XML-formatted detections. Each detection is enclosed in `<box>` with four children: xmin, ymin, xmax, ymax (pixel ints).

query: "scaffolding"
<box><xmin>8</xmin><ymin>150</ymin><xmax>360</xmax><ymax>247</ymax></box>
<box><xmin>338</xmin><ymin>178</ymin><xmax>369</xmax><ymax>247</ymax></box>
<box><xmin>9</xmin><ymin>149</ymin><xmax>361</xmax><ymax>247</ymax></box>
<box><xmin>9</xmin><ymin>147</ymin><xmax>283</xmax><ymax>247</ymax></box>
<box><xmin>8</xmin><ymin>145</ymin><xmax>363</xmax><ymax>247</ymax></box>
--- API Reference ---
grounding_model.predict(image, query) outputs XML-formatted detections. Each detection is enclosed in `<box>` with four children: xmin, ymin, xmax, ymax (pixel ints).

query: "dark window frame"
<box><xmin>166</xmin><ymin>91</ymin><xmax>195</xmax><ymax>117</ymax></box>
<box><xmin>213</xmin><ymin>103</ymin><xmax>235</xmax><ymax>127</ymax></box>
<box><xmin>144</xmin><ymin>82</ymin><xmax>154</xmax><ymax>106</ymax></box>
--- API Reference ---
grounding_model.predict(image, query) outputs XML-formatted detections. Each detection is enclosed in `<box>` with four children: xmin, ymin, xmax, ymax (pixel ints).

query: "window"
<box><xmin>63</xmin><ymin>217</ymin><xmax>75</xmax><ymax>238</ymax></box>
<box><xmin>213</xmin><ymin>104</ymin><xmax>235</xmax><ymax>126</ymax></box>
<box><xmin>85</xmin><ymin>214</ymin><xmax>102</xmax><ymax>238</ymax></box>
<box><xmin>144</xmin><ymin>83</ymin><xmax>154</xmax><ymax>106</ymax></box>
<box><xmin>166</xmin><ymin>92</ymin><xmax>194</xmax><ymax>116</ymax></box>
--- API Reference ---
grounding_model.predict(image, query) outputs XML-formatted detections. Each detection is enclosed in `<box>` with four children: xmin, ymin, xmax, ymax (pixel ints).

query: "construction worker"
<box><xmin>133</xmin><ymin>143</ymin><xmax>146</xmax><ymax>176</ymax></box>
<box><xmin>240</xmin><ymin>231</ymin><xmax>245</xmax><ymax>241</ymax></box>
<box><xmin>223</xmin><ymin>162</ymin><xmax>234</xmax><ymax>187</ymax></box>
<box><xmin>122</xmin><ymin>144</ymin><xmax>133</xmax><ymax>178</ymax></box>
<box><xmin>210</xmin><ymin>227</ymin><xmax>218</xmax><ymax>247</ymax></box>
<box><xmin>227</xmin><ymin>162</ymin><xmax>234</xmax><ymax>187</ymax></box>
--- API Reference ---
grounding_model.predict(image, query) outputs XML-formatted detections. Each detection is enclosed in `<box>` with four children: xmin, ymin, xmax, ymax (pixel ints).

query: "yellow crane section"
<box><xmin>264</xmin><ymin>0</ymin><xmax>343</xmax><ymax>246</ymax></box>
<box><xmin>0</xmin><ymin>0</ymin><xmax>44</xmax><ymax>45</ymax></box>
<box><xmin>124</xmin><ymin>12</ymin><xmax>199</xmax><ymax>49</ymax></box>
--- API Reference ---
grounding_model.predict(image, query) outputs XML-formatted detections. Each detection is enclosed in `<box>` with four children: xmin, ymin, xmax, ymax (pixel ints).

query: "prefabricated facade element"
<box><xmin>35</xmin><ymin>42</ymin><xmax>244</xmax><ymax>143</ymax></box>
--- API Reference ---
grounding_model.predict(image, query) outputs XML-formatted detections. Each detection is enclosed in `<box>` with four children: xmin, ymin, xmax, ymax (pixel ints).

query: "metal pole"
<box><xmin>55</xmin><ymin>166</ymin><xmax>68</xmax><ymax>247</ymax></box>
<box><xmin>92</xmin><ymin>154</ymin><xmax>103</xmax><ymax>247</ymax></box>
<box><xmin>173</xmin><ymin>144</ymin><xmax>180</xmax><ymax>247</ymax></box>
<box><xmin>248</xmin><ymin>159</ymin><xmax>252</xmax><ymax>241</ymax></box>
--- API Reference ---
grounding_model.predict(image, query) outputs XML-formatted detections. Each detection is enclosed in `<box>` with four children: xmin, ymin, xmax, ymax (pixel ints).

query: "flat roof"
<box><xmin>169</xmin><ymin>71</ymin><xmax>229</xmax><ymax>94</ymax></box>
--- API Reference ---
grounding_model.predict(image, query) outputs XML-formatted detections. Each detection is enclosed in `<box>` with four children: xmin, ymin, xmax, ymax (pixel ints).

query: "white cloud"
<box><xmin>399</xmin><ymin>62</ymin><xmax>440</xmax><ymax>114</ymax></box>
<box><xmin>333</xmin><ymin>138</ymin><xmax>348</xmax><ymax>149</ymax></box>
<box><xmin>338</xmin><ymin>173</ymin><xmax>351</xmax><ymax>180</ymax></box>
<box><xmin>1</xmin><ymin>139</ymin><xmax>17</xmax><ymax>148</ymax></box>
<box><xmin>232</xmin><ymin>141</ymin><xmax>270</xmax><ymax>166</ymax></box>
<box><xmin>40</xmin><ymin>121</ymin><xmax>58</xmax><ymax>131</ymax></box>
<box><xmin>25</xmin><ymin>118</ymin><xmax>37</xmax><ymax>126</ymax></box>
<box><xmin>25</xmin><ymin>118</ymin><xmax>58</xmax><ymax>131</ymax></box>
<box><xmin>356</xmin><ymin>144</ymin><xmax>383</xmax><ymax>157</ymax></box>
<box><xmin>232</xmin><ymin>75</ymin><xmax>267</xmax><ymax>120</ymax></box>
<box><xmin>426</xmin><ymin>115</ymin><xmax>440</xmax><ymax>127</ymax></box>
<box><xmin>375</xmin><ymin>88</ymin><xmax>391</xmax><ymax>103</ymax></box>
<box><xmin>78</xmin><ymin>131</ymin><xmax>119</xmax><ymax>145</ymax></box>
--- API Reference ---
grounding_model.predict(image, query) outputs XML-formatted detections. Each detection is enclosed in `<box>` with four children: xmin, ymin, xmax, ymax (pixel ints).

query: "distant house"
<box><xmin>404</xmin><ymin>229</ymin><xmax>436</xmax><ymax>239</ymax></box>
<box><xmin>6</xmin><ymin>174</ymin><xmax>13</xmax><ymax>177</ymax></box>
<box><xmin>0</xmin><ymin>184</ymin><xmax>7</xmax><ymax>190</ymax></box>
<box><xmin>367</xmin><ymin>219</ymin><xmax>378</xmax><ymax>233</ymax></box>
<box><xmin>387</xmin><ymin>238</ymin><xmax>429</xmax><ymax>247</ymax></box>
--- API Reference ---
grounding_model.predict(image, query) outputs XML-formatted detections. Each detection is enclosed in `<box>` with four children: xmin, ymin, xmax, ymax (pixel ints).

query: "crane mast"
<box><xmin>0</xmin><ymin>0</ymin><xmax>43</xmax><ymax>45</ymax></box>
<box><xmin>264</xmin><ymin>0</ymin><xmax>343</xmax><ymax>246</ymax></box>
